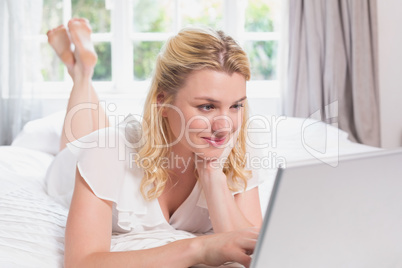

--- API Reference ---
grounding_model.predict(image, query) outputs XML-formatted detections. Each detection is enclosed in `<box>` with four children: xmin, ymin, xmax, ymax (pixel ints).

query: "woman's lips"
<box><xmin>202</xmin><ymin>137</ymin><xmax>227</xmax><ymax>146</ymax></box>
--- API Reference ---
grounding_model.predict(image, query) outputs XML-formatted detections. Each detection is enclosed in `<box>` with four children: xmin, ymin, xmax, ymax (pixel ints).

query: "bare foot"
<box><xmin>68</xmin><ymin>18</ymin><xmax>98</xmax><ymax>76</ymax></box>
<box><xmin>47</xmin><ymin>25</ymin><xmax>75</xmax><ymax>76</ymax></box>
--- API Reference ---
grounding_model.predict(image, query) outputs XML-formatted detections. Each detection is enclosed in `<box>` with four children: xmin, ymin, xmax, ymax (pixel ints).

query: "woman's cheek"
<box><xmin>182</xmin><ymin>116</ymin><xmax>211</xmax><ymax>149</ymax></box>
<box><xmin>230</xmin><ymin>113</ymin><xmax>242</xmax><ymax>133</ymax></box>
<box><xmin>186</xmin><ymin>115</ymin><xmax>211</xmax><ymax>133</ymax></box>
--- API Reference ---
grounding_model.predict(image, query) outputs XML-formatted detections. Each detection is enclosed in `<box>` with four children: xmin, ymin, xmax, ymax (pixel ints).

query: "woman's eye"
<box><xmin>231</xmin><ymin>103</ymin><xmax>244</xmax><ymax>110</ymax></box>
<box><xmin>199</xmin><ymin>104</ymin><xmax>214</xmax><ymax>111</ymax></box>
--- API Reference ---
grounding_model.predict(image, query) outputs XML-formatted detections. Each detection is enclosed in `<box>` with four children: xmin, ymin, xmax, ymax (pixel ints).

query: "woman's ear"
<box><xmin>157</xmin><ymin>92</ymin><xmax>168</xmax><ymax>117</ymax></box>
<box><xmin>157</xmin><ymin>92</ymin><xmax>164</xmax><ymax>104</ymax></box>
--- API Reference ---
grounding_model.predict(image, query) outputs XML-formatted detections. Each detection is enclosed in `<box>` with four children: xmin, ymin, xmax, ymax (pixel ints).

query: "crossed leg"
<box><xmin>47</xmin><ymin>18</ymin><xmax>109</xmax><ymax>151</ymax></box>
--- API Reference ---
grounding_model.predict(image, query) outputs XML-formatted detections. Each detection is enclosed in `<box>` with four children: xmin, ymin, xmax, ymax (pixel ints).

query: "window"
<box><xmin>37</xmin><ymin>0</ymin><xmax>281</xmax><ymax>99</ymax></box>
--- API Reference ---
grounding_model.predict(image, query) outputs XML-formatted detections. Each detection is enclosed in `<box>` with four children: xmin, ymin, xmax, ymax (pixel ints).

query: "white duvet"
<box><xmin>0</xmin><ymin>112</ymin><xmax>379</xmax><ymax>267</ymax></box>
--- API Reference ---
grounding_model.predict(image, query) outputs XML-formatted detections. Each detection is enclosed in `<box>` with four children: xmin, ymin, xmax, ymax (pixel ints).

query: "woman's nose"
<box><xmin>211</xmin><ymin>115</ymin><xmax>233</xmax><ymax>137</ymax></box>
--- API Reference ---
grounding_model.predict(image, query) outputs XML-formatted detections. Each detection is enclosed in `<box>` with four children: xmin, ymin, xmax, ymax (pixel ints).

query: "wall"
<box><xmin>377</xmin><ymin>0</ymin><xmax>402</xmax><ymax>148</ymax></box>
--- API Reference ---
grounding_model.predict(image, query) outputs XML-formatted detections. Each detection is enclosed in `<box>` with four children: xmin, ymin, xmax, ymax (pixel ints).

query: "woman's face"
<box><xmin>163</xmin><ymin>69</ymin><xmax>247</xmax><ymax>160</ymax></box>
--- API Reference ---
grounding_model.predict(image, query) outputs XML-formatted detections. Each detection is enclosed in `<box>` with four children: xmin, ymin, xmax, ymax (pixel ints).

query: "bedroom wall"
<box><xmin>377</xmin><ymin>0</ymin><xmax>402</xmax><ymax>148</ymax></box>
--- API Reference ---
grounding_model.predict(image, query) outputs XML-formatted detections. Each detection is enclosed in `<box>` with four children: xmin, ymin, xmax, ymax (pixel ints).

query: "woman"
<box><xmin>47</xmin><ymin>18</ymin><xmax>266</xmax><ymax>267</ymax></box>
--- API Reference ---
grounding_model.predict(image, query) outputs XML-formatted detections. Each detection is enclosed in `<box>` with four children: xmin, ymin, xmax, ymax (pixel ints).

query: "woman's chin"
<box><xmin>193</xmin><ymin>147</ymin><xmax>224</xmax><ymax>161</ymax></box>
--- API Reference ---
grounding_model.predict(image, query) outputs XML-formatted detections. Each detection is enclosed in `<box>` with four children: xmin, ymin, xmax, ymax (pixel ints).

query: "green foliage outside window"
<box><xmin>133</xmin><ymin>0</ymin><xmax>168</xmax><ymax>80</ymax></box>
<box><xmin>245</xmin><ymin>0</ymin><xmax>277</xmax><ymax>80</ymax></box>
<box><xmin>180</xmin><ymin>0</ymin><xmax>223</xmax><ymax>29</ymax></box>
<box><xmin>71</xmin><ymin>0</ymin><xmax>111</xmax><ymax>32</ymax></box>
<box><xmin>133</xmin><ymin>0</ymin><xmax>174</xmax><ymax>32</ymax></box>
<box><xmin>245</xmin><ymin>0</ymin><xmax>275</xmax><ymax>32</ymax></box>
<box><xmin>93</xmin><ymin>43</ymin><xmax>112</xmax><ymax>81</ymax></box>
<box><xmin>134</xmin><ymin>42</ymin><xmax>164</xmax><ymax>80</ymax></box>
<box><xmin>245</xmin><ymin>41</ymin><xmax>277</xmax><ymax>80</ymax></box>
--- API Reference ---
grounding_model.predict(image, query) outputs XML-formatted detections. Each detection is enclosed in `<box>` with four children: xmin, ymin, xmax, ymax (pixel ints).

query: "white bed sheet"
<box><xmin>0</xmin><ymin>115</ymin><xmax>380</xmax><ymax>267</ymax></box>
<box><xmin>0</xmin><ymin>147</ymin><xmax>68</xmax><ymax>267</ymax></box>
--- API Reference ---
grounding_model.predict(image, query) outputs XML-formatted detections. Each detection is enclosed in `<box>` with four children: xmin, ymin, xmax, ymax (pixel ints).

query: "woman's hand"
<box><xmin>194</xmin><ymin>129</ymin><xmax>261</xmax><ymax>233</ymax></box>
<box><xmin>197</xmin><ymin>227</ymin><xmax>260</xmax><ymax>268</ymax></box>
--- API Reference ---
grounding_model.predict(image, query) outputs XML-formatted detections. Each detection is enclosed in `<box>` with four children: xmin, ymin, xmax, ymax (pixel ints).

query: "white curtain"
<box><xmin>284</xmin><ymin>0</ymin><xmax>381</xmax><ymax>147</ymax></box>
<box><xmin>0</xmin><ymin>0</ymin><xmax>43</xmax><ymax>145</ymax></box>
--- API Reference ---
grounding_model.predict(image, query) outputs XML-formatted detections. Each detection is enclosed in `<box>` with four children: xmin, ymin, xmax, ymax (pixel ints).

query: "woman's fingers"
<box><xmin>228</xmin><ymin>251</ymin><xmax>253</xmax><ymax>268</ymax></box>
<box><xmin>240</xmin><ymin>238</ymin><xmax>258</xmax><ymax>254</ymax></box>
<box><xmin>237</xmin><ymin>228</ymin><xmax>259</xmax><ymax>255</ymax></box>
<box><xmin>202</xmin><ymin>227</ymin><xmax>259</xmax><ymax>267</ymax></box>
<box><xmin>230</xmin><ymin>228</ymin><xmax>259</xmax><ymax>267</ymax></box>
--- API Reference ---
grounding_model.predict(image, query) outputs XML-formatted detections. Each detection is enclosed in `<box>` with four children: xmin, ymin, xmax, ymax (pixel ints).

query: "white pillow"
<box><xmin>11</xmin><ymin>110</ymin><xmax>65</xmax><ymax>155</ymax></box>
<box><xmin>266</xmin><ymin>116</ymin><xmax>372</xmax><ymax>165</ymax></box>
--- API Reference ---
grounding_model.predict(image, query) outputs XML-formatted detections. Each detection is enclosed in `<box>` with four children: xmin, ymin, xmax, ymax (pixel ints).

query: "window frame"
<box><xmin>34</xmin><ymin>0</ymin><xmax>281</xmax><ymax>100</ymax></box>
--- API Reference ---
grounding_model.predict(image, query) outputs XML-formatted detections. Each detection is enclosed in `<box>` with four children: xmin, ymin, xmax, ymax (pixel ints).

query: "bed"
<box><xmin>0</xmin><ymin>111</ymin><xmax>379</xmax><ymax>267</ymax></box>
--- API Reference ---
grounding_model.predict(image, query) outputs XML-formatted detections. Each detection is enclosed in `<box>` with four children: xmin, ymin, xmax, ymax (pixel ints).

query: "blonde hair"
<box><xmin>137</xmin><ymin>27</ymin><xmax>252</xmax><ymax>200</ymax></box>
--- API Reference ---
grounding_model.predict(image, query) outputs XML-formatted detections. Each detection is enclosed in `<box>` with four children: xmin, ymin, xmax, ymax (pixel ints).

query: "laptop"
<box><xmin>251</xmin><ymin>148</ymin><xmax>402</xmax><ymax>268</ymax></box>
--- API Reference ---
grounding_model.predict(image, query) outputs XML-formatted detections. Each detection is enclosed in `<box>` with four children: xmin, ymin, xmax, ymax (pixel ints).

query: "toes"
<box><xmin>68</xmin><ymin>18</ymin><xmax>85</xmax><ymax>26</ymax></box>
<box><xmin>47</xmin><ymin>25</ymin><xmax>67</xmax><ymax>38</ymax></box>
<box><xmin>78</xmin><ymin>18</ymin><xmax>88</xmax><ymax>23</ymax></box>
<box><xmin>67</xmin><ymin>18</ymin><xmax>79</xmax><ymax>29</ymax></box>
<box><xmin>68</xmin><ymin>18</ymin><xmax>80</xmax><ymax>25</ymax></box>
<box><xmin>68</xmin><ymin>18</ymin><xmax>92</xmax><ymax>33</ymax></box>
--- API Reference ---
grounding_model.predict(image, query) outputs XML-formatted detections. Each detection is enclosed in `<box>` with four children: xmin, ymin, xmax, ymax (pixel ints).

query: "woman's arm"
<box><xmin>197</xmin><ymin>167</ymin><xmax>262</xmax><ymax>233</ymax></box>
<box><xmin>65</xmin><ymin>169</ymin><xmax>258</xmax><ymax>268</ymax></box>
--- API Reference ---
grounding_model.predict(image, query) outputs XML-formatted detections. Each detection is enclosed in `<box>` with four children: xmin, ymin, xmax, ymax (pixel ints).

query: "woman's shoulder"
<box><xmin>64</xmin><ymin>116</ymin><xmax>147</xmax><ymax>229</ymax></box>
